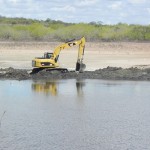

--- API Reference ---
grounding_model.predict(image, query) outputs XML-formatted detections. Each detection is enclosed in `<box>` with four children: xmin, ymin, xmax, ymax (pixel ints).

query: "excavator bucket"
<box><xmin>75</xmin><ymin>62</ymin><xmax>86</xmax><ymax>73</ymax></box>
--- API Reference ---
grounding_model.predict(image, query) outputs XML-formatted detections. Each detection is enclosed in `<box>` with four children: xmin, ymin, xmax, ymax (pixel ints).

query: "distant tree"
<box><xmin>45</xmin><ymin>18</ymin><xmax>52</xmax><ymax>23</ymax></box>
<box><xmin>89</xmin><ymin>21</ymin><xmax>97</xmax><ymax>25</ymax></box>
<box><xmin>97</xmin><ymin>21</ymin><xmax>103</xmax><ymax>25</ymax></box>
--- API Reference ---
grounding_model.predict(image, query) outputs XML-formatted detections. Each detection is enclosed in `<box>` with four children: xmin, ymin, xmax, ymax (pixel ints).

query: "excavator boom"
<box><xmin>75</xmin><ymin>37</ymin><xmax>86</xmax><ymax>72</ymax></box>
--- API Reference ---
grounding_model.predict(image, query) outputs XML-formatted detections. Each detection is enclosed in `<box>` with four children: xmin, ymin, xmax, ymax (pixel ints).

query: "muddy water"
<box><xmin>0</xmin><ymin>79</ymin><xmax>150</xmax><ymax>150</ymax></box>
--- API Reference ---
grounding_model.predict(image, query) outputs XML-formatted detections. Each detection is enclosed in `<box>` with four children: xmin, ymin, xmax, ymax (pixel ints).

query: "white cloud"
<box><xmin>120</xmin><ymin>13</ymin><xmax>128</xmax><ymax>17</ymax></box>
<box><xmin>51</xmin><ymin>5</ymin><xmax>76</xmax><ymax>13</ymax></box>
<box><xmin>76</xmin><ymin>0</ymin><xmax>98</xmax><ymax>6</ymax></box>
<box><xmin>9</xmin><ymin>0</ymin><xmax>18</xmax><ymax>4</ymax></box>
<box><xmin>0</xmin><ymin>0</ymin><xmax>150</xmax><ymax>24</ymax></box>
<box><xmin>9</xmin><ymin>0</ymin><xmax>16</xmax><ymax>2</ymax></box>
<box><xmin>128</xmin><ymin>0</ymin><xmax>146</xmax><ymax>4</ymax></box>
<box><xmin>108</xmin><ymin>1</ymin><xmax>122</xmax><ymax>10</ymax></box>
<box><xmin>147</xmin><ymin>8</ymin><xmax>150</xmax><ymax>14</ymax></box>
<box><xmin>0</xmin><ymin>0</ymin><xmax>4</xmax><ymax>4</ymax></box>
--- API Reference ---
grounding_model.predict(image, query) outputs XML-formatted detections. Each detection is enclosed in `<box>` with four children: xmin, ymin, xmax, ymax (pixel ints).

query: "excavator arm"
<box><xmin>52</xmin><ymin>37</ymin><xmax>86</xmax><ymax>72</ymax></box>
<box><xmin>75</xmin><ymin>37</ymin><xmax>86</xmax><ymax>72</ymax></box>
<box><xmin>51</xmin><ymin>41</ymin><xmax>76</xmax><ymax>61</ymax></box>
<box><xmin>52</xmin><ymin>37</ymin><xmax>85</xmax><ymax>61</ymax></box>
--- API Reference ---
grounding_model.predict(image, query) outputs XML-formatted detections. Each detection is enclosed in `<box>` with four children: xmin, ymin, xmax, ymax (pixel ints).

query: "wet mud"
<box><xmin>1</xmin><ymin>67</ymin><xmax>150</xmax><ymax>81</ymax></box>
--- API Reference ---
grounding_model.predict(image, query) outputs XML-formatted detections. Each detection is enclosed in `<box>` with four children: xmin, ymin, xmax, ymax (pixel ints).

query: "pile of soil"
<box><xmin>0</xmin><ymin>67</ymin><xmax>29</xmax><ymax>80</ymax></box>
<box><xmin>1</xmin><ymin>67</ymin><xmax>150</xmax><ymax>81</ymax></box>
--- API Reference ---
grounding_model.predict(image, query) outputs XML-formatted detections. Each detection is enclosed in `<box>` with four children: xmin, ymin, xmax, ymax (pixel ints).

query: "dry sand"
<box><xmin>0</xmin><ymin>42</ymin><xmax>150</xmax><ymax>70</ymax></box>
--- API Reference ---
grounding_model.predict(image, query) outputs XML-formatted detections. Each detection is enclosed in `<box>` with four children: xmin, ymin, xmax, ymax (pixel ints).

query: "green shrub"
<box><xmin>0</xmin><ymin>17</ymin><xmax>150</xmax><ymax>41</ymax></box>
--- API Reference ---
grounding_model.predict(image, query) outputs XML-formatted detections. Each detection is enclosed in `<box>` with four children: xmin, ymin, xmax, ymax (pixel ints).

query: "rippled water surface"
<box><xmin>0</xmin><ymin>79</ymin><xmax>150</xmax><ymax>150</ymax></box>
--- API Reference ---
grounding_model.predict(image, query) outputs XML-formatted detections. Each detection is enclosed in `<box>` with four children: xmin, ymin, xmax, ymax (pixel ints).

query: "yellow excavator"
<box><xmin>32</xmin><ymin>37</ymin><xmax>86</xmax><ymax>73</ymax></box>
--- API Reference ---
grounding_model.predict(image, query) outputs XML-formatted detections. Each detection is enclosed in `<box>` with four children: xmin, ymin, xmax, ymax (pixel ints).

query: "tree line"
<box><xmin>0</xmin><ymin>16</ymin><xmax>150</xmax><ymax>42</ymax></box>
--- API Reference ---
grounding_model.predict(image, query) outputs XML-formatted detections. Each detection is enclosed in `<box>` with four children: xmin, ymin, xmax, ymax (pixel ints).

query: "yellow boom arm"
<box><xmin>52</xmin><ymin>37</ymin><xmax>86</xmax><ymax>63</ymax></box>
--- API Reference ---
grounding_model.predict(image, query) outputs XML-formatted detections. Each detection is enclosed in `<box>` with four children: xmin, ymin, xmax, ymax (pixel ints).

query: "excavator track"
<box><xmin>30</xmin><ymin>68</ymin><xmax>69</xmax><ymax>74</ymax></box>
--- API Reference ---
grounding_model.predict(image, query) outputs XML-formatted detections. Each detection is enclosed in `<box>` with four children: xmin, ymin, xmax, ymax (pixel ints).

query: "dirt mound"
<box><xmin>94</xmin><ymin>67</ymin><xmax>150</xmax><ymax>80</ymax></box>
<box><xmin>0</xmin><ymin>67</ymin><xmax>30</xmax><ymax>80</ymax></box>
<box><xmin>1</xmin><ymin>67</ymin><xmax>150</xmax><ymax>81</ymax></box>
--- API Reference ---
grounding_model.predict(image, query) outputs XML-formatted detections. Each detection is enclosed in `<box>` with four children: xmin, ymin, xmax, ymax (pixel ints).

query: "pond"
<box><xmin>0</xmin><ymin>79</ymin><xmax>150</xmax><ymax>150</ymax></box>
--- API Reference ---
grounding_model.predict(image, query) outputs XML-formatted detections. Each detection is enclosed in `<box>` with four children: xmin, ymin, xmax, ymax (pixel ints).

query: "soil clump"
<box><xmin>1</xmin><ymin>67</ymin><xmax>150</xmax><ymax>81</ymax></box>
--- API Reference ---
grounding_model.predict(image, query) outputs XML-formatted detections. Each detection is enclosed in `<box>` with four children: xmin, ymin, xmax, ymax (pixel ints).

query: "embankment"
<box><xmin>0</xmin><ymin>67</ymin><xmax>150</xmax><ymax>81</ymax></box>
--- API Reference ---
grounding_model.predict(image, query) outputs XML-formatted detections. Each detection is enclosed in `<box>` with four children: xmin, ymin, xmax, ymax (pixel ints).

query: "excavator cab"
<box><xmin>44</xmin><ymin>52</ymin><xmax>59</xmax><ymax>62</ymax></box>
<box><xmin>44</xmin><ymin>52</ymin><xmax>53</xmax><ymax>59</ymax></box>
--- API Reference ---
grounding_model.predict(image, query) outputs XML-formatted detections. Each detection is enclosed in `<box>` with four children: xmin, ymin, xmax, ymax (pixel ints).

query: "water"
<box><xmin>0</xmin><ymin>79</ymin><xmax>150</xmax><ymax>150</ymax></box>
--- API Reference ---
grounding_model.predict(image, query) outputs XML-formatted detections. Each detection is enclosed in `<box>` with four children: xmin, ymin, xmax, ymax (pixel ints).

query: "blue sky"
<box><xmin>0</xmin><ymin>0</ymin><xmax>150</xmax><ymax>24</ymax></box>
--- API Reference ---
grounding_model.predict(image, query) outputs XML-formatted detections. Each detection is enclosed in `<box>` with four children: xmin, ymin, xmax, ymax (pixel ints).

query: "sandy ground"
<box><xmin>0</xmin><ymin>42</ymin><xmax>150</xmax><ymax>70</ymax></box>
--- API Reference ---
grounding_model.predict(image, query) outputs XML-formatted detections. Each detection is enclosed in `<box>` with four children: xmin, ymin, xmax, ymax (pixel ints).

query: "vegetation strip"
<box><xmin>0</xmin><ymin>17</ymin><xmax>150</xmax><ymax>42</ymax></box>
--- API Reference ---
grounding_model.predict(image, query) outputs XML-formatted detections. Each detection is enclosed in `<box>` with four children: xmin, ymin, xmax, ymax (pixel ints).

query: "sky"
<box><xmin>0</xmin><ymin>0</ymin><xmax>150</xmax><ymax>25</ymax></box>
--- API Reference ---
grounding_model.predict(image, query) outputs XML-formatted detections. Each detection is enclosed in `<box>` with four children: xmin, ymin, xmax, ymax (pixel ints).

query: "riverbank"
<box><xmin>0</xmin><ymin>42</ymin><xmax>150</xmax><ymax>70</ymax></box>
<box><xmin>0</xmin><ymin>42</ymin><xmax>150</xmax><ymax>80</ymax></box>
<box><xmin>0</xmin><ymin>67</ymin><xmax>150</xmax><ymax>80</ymax></box>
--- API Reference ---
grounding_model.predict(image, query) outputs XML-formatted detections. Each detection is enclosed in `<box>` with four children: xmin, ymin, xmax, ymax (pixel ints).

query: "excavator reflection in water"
<box><xmin>32</xmin><ymin>80</ymin><xmax>85</xmax><ymax>97</ymax></box>
<box><xmin>76</xmin><ymin>80</ymin><xmax>85</xmax><ymax>97</ymax></box>
<box><xmin>32</xmin><ymin>81</ymin><xmax>58</xmax><ymax>96</ymax></box>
